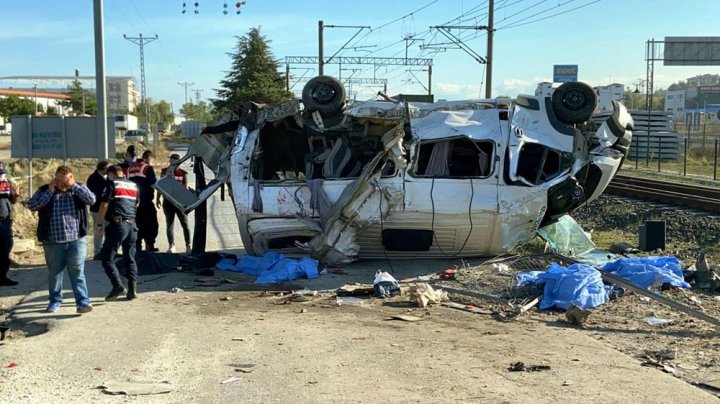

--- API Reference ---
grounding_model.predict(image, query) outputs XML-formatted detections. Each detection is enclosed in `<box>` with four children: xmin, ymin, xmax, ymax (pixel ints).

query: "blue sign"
<box><xmin>553</xmin><ymin>65</ymin><xmax>578</xmax><ymax>83</ymax></box>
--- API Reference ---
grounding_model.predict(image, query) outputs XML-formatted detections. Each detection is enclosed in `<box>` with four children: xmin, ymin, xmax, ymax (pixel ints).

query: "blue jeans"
<box><xmin>43</xmin><ymin>239</ymin><xmax>90</xmax><ymax>306</ymax></box>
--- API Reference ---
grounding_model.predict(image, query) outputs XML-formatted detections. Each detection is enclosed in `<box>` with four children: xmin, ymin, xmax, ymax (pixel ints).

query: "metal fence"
<box><xmin>624</xmin><ymin>123</ymin><xmax>720</xmax><ymax>180</ymax></box>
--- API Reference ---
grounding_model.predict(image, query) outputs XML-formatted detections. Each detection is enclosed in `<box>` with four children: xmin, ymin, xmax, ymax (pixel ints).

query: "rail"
<box><xmin>605</xmin><ymin>175</ymin><xmax>720</xmax><ymax>212</ymax></box>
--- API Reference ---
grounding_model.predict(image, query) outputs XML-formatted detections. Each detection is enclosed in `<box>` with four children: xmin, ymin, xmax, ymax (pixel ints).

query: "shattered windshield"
<box><xmin>538</xmin><ymin>215</ymin><xmax>617</xmax><ymax>265</ymax></box>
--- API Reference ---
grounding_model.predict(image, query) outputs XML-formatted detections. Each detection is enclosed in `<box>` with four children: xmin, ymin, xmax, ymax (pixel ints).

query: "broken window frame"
<box><xmin>410</xmin><ymin>136</ymin><xmax>496</xmax><ymax>179</ymax></box>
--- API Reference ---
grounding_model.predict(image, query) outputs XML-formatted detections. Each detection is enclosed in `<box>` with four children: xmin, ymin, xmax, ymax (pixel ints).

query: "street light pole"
<box><xmin>33</xmin><ymin>84</ymin><xmax>38</xmax><ymax>114</ymax></box>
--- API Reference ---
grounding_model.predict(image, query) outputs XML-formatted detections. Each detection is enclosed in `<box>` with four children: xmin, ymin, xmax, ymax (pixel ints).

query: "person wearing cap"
<box><xmin>96</xmin><ymin>165</ymin><xmax>140</xmax><ymax>300</ymax></box>
<box><xmin>0</xmin><ymin>162</ymin><xmax>20</xmax><ymax>287</ymax></box>
<box><xmin>156</xmin><ymin>153</ymin><xmax>191</xmax><ymax>253</ymax></box>
<box><xmin>119</xmin><ymin>145</ymin><xmax>136</xmax><ymax>177</ymax></box>
<box><xmin>127</xmin><ymin>150</ymin><xmax>158</xmax><ymax>252</ymax></box>
<box><xmin>86</xmin><ymin>160</ymin><xmax>109</xmax><ymax>259</ymax></box>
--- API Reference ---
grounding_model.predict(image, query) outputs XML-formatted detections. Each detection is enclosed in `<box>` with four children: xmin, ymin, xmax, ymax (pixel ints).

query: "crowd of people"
<box><xmin>0</xmin><ymin>145</ymin><xmax>194</xmax><ymax>315</ymax></box>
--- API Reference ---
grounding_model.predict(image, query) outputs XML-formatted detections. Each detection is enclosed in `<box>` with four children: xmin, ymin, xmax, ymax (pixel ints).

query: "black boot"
<box><xmin>127</xmin><ymin>280</ymin><xmax>138</xmax><ymax>300</ymax></box>
<box><xmin>105</xmin><ymin>277</ymin><xmax>126</xmax><ymax>301</ymax></box>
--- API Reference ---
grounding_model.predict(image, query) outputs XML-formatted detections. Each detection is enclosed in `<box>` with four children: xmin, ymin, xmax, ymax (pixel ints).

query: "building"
<box><xmin>0</xmin><ymin>88</ymin><xmax>70</xmax><ymax>115</ymax></box>
<box><xmin>664</xmin><ymin>89</ymin><xmax>686</xmax><ymax>120</ymax></box>
<box><xmin>0</xmin><ymin>75</ymin><xmax>140</xmax><ymax>115</ymax></box>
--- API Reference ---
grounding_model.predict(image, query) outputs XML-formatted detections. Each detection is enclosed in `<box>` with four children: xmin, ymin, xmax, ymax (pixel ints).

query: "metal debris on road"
<box><xmin>644</xmin><ymin>317</ymin><xmax>675</xmax><ymax>326</ymax></box>
<box><xmin>388</xmin><ymin>314</ymin><xmax>424</xmax><ymax>322</ymax></box>
<box><xmin>507</xmin><ymin>362</ymin><xmax>551</xmax><ymax>372</ymax></box>
<box><xmin>98</xmin><ymin>381</ymin><xmax>174</xmax><ymax>396</ymax></box>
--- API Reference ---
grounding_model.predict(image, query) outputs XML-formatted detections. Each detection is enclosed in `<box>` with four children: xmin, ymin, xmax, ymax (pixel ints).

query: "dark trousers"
<box><xmin>136</xmin><ymin>200</ymin><xmax>159</xmax><ymax>250</ymax></box>
<box><xmin>162</xmin><ymin>200</ymin><xmax>190</xmax><ymax>246</ymax></box>
<box><xmin>0</xmin><ymin>218</ymin><xmax>12</xmax><ymax>279</ymax></box>
<box><xmin>101</xmin><ymin>220</ymin><xmax>138</xmax><ymax>281</ymax></box>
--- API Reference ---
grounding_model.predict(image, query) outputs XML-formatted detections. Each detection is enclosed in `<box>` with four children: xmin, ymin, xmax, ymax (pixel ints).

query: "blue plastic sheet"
<box><xmin>215</xmin><ymin>252</ymin><xmax>319</xmax><ymax>284</ymax></box>
<box><xmin>601</xmin><ymin>256</ymin><xmax>690</xmax><ymax>290</ymax></box>
<box><xmin>514</xmin><ymin>271</ymin><xmax>544</xmax><ymax>287</ymax></box>
<box><xmin>538</xmin><ymin>263</ymin><xmax>608</xmax><ymax>310</ymax></box>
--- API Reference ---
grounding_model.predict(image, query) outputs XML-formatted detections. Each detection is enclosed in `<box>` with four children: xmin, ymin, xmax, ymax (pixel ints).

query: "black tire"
<box><xmin>551</xmin><ymin>82</ymin><xmax>597</xmax><ymax>124</ymax></box>
<box><xmin>302</xmin><ymin>76</ymin><xmax>346</xmax><ymax>117</ymax></box>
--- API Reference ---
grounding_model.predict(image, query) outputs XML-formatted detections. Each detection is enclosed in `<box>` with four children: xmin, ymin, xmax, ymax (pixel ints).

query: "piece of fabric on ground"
<box><xmin>536</xmin><ymin>263</ymin><xmax>608</xmax><ymax>310</ymax></box>
<box><xmin>216</xmin><ymin>252</ymin><xmax>319</xmax><ymax>284</ymax></box>
<box><xmin>601</xmin><ymin>256</ymin><xmax>690</xmax><ymax>290</ymax></box>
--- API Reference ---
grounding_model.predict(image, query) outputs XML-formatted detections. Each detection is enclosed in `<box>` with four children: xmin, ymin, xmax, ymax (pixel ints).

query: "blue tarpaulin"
<box><xmin>516</xmin><ymin>263</ymin><xmax>608</xmax><ymax>310</ymax></box>
<box><xmin>537</xmin><ymin>263</ymin><xmax>608</xmax><ymax>310</ymax></box>
<box><xmin>215</xmin><ymin>252</ymin><xmax>319</xmax><ymax>284</ymax></box>
<box><xmin>601</xmin><ymin>256</ymin><xmax>690</xmax><ymax>290</ymax></box>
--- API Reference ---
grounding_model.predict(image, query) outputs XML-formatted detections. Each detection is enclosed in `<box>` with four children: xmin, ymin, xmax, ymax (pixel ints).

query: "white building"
<box><xmin>0</xmin><ymin>75</ymin><xmax>140</xmax><ymax>115</ymax></box>
<box><xmin>664</xmin><ymin>89</ymin><xmax>686</xmax><ymax>120</ymax></box>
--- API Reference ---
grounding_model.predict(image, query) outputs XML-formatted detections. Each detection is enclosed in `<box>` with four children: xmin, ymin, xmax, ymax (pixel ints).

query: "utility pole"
<box><xmin>123</xmin><ymin>33</ymin><xmax>158</xmax><ymax>151</ymax></box>
<box><xmin>33</xmin><ymin>84</ymin><xmax>38</xmax><ymax>114</ymax></box>
<box><xmin>486</xmin><ymin>0</ymin><xmax>494</xmax><ymax>98</ymax></box>
<box><xmin>318</xmin><ymin>20</ymin><xmax>324</xmax><ymax>75</ymax></box>
<box><xmin>178</xmin><ymin>81</ymin><xmax>194</xmax><ymax>105</ymax></box>
<box><xmin>193</xmin><ymin>88</ymin><xmax>203</xmax><ymax>104</ymax></box>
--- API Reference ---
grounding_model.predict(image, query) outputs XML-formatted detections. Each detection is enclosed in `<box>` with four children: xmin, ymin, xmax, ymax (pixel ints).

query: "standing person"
<box><xmin>28</xmin><ymin>165</ymin><xmax>95</xmax><ymax>313</ymax></box>
<box><xmin>0</xmin><ymin>162</ymin><xmax>20</xmax><ymax>287</ymax></box>
<box><xmin>119</xmin><ymin>145</ymin><xmax>136</xmax><ymax>177</ymax></box>
<box><xmin>86</xmin><ymin>160</ymin><xmax>109</xmax><ymax>259</ymax></box>
<box><xmin>128</xmin><ymin>150</ymin><xmax>158</xmax><ymax>252</ymax></box>
<box><xmin>156</xmin><ymin>153</ymin><xmax>191</xmax><ymax>253</ymax></box>
<box><xmin>96</xmin><ymin>165</ymin><xmax>139</xmax><ymax>300</ymax></box>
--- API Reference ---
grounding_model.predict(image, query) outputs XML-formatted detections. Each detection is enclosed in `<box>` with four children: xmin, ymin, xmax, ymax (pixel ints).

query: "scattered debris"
<box><xmin>219</xmin><ymin>296</ymin><xmax>233</xmax><ymax>301</ymax></box>
<box><xmin>608</xmin><ymin>242</ymin><xmax>640</xmax><ymax>254</ymax></box>
<box><xmin>492</xmin><ymin>263</ymin><xmax>511</xmax><ymax>274</ymax></box>
<box><xmin>337</xmin><ymin>284</ymin><xmax>374</xmax><ymax>297</ymax></box>
<box><xmin>699</xmin><ymin>378</ymin><xmax>720</xmax><ymax>391</ymax></box>
<box><xmin>408</xmin><ymin>284</ymin><xmax>448</xmax><ymax>308</ymax></box>
<box><xmin>388</xmin><ymin>314</ymin><xmax>424</xmax><ymax>322</ymax></box>
<box><xmin>689</xmin><ymin>296</ymin><xmax>702</xmax><ymax>306</ymax></box>
<box><xmin>336</xmin><ymin>296</ymin><xmax>365</xmax><ymax>306</ymax></box>
<box><xmin>373</xmin><ymin>271</ymin><xmax>401</xmax><ymax>298</ymax></box>
<box><xmin>232</xmin><ymin>364</ymin><xmax>256</xmax><ymax>373</ymax></box>
<box><xmin>644</xmin><ymin>317</ymin><xmax>675</xmax><ymax>326</ymax></box>
<box><xmin>562</xmin><ymin>380</ymin><xmax>573</xmax><ymax>386</ymax></box>
<box><xmin>639</xmin><ymin>297</ymin><xmax>651</xmax><ymax>302</ymax></box>
<box><xmin>508</xmin><ymin>362</ymin><xmax>551</xmax><ymax>372</ymax></box>
<box><xmin>170</xmin><ymin>287</ymin><xmax>184</xmax><ymax>293</ymax></box>
<box><xmin>231</xmin><ymin>337</ymin><xmax>246</xmax><ymax>342</ymax></box>
<box><xmin>94</xmin><ymin>367</ymin><xmax>102</xmax><ymax>371</ymax></box>
<box><xmin>6</xmin><ymin>362</ymin><xmax>18</xmax><ymax>368</ymax></box>
<box><xmin>438</xmin><ymin>268</ymin><xmax>457</xmax><ymax>279</ymax></box>
<box><xmin>0</xmin><ymin>325</ymin><xmax>8</xmax><ymax>341</ymax></box>
<box><xmin>641</xmin><ymin>356</ymin><xmax>676</xmax><ymax>375</ymax></box>
<box><xmin>300</xmin><ymin>309</ymin><xmax>307</xmax><ymax>314</ymax></box>
<box><xmin>98</xmin><ymin>381</ymin><xmax>174</xmax><ymax>396</ymax></box>
<box><xmin>440</xmin><ymin>302</ymin><xmax>494</xmax><ymax>315</ymax></box>
<box><xmin>512</xmin><ymin>295</ymin><xmax>542</xmax><ymax>317</ymax></box>
<box><xmin>220</xmin><ymin>376</ymin><xmax>243</xmax><ymax>384</ymax></box>
<box><xmin>566</xmin><ymin>304</ymin><xmax>592</xmax><ymax>325</ymax></box>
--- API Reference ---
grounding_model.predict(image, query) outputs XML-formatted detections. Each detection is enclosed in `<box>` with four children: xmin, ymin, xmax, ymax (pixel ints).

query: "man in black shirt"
<box><xmin>86</xmin><ymin>160</ymin><xmax>109</xmax><ymax>259</ymax></box>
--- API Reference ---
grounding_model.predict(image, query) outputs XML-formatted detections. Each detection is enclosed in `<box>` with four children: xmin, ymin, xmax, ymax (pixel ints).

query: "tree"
<box><xmin>180</xmin><ymin>101</ymin><xmax>214</xmax><ymax>122</ymax></box>
<box><xmin>135</xmin><ymin>98</ymin><xmax>175</xmax><ymax>130</ymax></box>
<box><xmin>0</xmin><ymin>95</ymin><xmax>39</xmax><ymax>118</ymax></box>
<box><xmin>213</xmin><ymin>27</ymin><xmax>292</xmax><ymax>112</ymax></box>
<box><xmin>58</xmin><ymin>79</ymin><xmax>97</xmax><ymax>115</ymax></box>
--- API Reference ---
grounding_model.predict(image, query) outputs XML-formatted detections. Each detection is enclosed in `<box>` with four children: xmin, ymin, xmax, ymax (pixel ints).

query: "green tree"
<box><xmin>135</xmin><ymin>98</ymin><xmax>175</xmax><ymax>130</ymax></box>
<box><xmin>58</xmin><ymin>79</ymin><xmax>97</xmax><ymax>115</ymax></box>
<box><xmin>213</xmin><ymin>27</ymin><xmax>292</xmax><ymax>111</ymax></box>
<box><xmin>180</xmin><ymin>101</ymin><xmax>214</xmax><ymax>122</ymax></box>
<box><xmin>46</xmin><ymin>105</ymin><xmax>59</xmax><ymax>116</ymax></box>
<box><xmin>0</xmin><ymin>95</ymin><xmax>39</xmax><ymax>118</ymax></box>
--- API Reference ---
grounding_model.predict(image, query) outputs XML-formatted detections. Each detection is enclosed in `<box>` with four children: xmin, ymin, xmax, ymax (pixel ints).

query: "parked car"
<box><xmin>124</xmin><ymin>129</ymin><xmax>147</xmax><ymax>143</ymax></box>
<box><xmin>154</xmin><ymin>76</ymin><xmax>633</xmax><ymax>266</ymax></box>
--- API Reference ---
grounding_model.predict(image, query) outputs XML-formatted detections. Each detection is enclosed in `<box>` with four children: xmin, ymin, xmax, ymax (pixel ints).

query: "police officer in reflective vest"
<box><xmin>96</xmin><ymin>165</ymin><xmax>140</xmax><ymax>300</ymax></box>
<box><xmin>0</xmin><ymin>162</ymin><xmax>19</xmax><ymax>286</ymax></box>
<box><xmin>157</xmin><ymin>153</ymin><xmax>192</xmax><ymax>253</ymax></box>
<box><xmin>127</xmin><ymin>150</ymin><xmax>158</xmax><ymax>252</ymax></box>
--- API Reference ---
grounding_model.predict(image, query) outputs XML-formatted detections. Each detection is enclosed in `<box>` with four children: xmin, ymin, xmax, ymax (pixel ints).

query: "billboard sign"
<box><xmin>664</xmin><ymin>37</ymin><xmax>720</xmax><ymax>66</ymax></box>
<box><xmin>553</xmin><ymin>65</ymin><xmax>578</xmax><ymax>83</ymax></box>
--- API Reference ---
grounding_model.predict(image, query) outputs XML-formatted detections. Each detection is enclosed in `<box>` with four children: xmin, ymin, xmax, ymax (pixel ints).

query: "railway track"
<box><xmin>605</xmin><ymin>175</ymin><xmax>720</xmax><ymax>212</ymax></box>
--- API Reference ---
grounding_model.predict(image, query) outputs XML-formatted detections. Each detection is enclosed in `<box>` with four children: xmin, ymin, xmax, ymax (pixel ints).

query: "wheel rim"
<box><xmin>312</xmin><ymin>84</ymin><xmax>337</xmax><ymax>105</ymax></box>
<box><xmin>563</xmin><ymin>89</ymin><xmax>587</xmax><ymax>111</ymax></box>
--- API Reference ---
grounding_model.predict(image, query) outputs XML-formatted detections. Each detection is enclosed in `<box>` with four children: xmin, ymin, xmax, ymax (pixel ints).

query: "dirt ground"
<box><xmin>0</xmin><ymin>252</ymin><xmax>719</xmax><ymax>403</ymax></box>
<box><xmin>1</xmin><ymin>137</ymin><xmax>719</xmax><ymax>401</ymax></box>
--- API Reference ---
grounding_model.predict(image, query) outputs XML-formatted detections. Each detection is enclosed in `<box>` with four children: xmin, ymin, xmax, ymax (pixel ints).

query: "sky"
<box><xmin>1</xmin><ymin>0</ymin><xmax>719</xmax><ymax>113</ymax></box>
